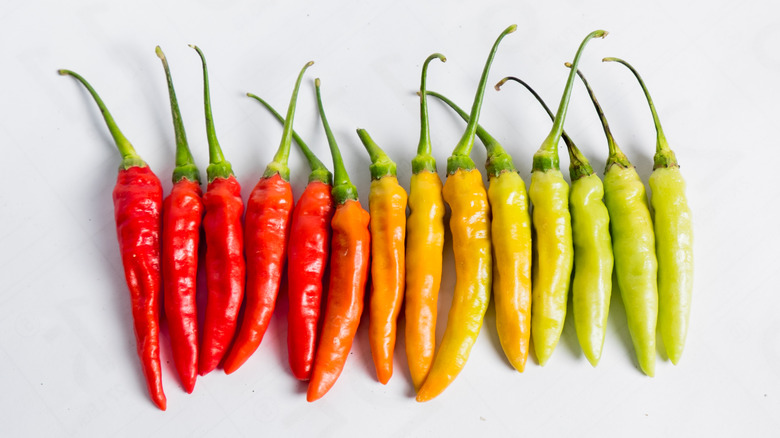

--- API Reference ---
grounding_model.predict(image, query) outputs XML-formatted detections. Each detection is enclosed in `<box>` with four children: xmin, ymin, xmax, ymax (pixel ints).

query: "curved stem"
<box><xmin>315</xmin><ymin>78</ymin><xmax>357</xmax><ymax>204</ymax></box>
<box><xmin>156</xmin><ymin>46</ymin><xmax>200</xmax><ymax>184</ymax></box>
<box><xmin>413</xmin><ymin>53</ymin><xmax>446</xmax><ymax>174</ymax></box>
<box><xmin>356</xmin><ymin>128</ymin><xmax>397</xmax><ymax>180</ymax></box>
<box><xmin>58</xmin><ymin>69</ymin><xmax>145</xmax><ymax>169</ymax></box>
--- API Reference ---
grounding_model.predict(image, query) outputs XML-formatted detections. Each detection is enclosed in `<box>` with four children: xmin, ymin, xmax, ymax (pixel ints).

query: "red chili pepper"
<box><xmin>245</xmin><ymin>94</ymin><xmax>334</xmax><ymax>381</ymax></box>
<box><xmin>307</xmin><ymin>78</ymin><xmax>371</xmax><ymax>401</ymax></box>
<box><xmin>156</xmin><ymin>46</ymin><xmax>203</xmax><ymax>393</ymax></box>
<box><xmin>59</xmin><ymin>69</ymin><xmax>167</xmax><ymax>410</ymax></box>
<box><xmin>222</xmin><ymin>61</ymin><xmax>314</xmax><ymax>374</ymax></box>
<box><xmin>190</xmin><ymin>45</ymin><xmax>246</xmax><ymax>376</ymax></box>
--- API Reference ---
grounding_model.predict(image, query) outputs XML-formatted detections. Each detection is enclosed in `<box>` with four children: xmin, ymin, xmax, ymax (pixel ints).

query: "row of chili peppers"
<box><xmin>59</xmin><ymin>26</ymin><xmax>693</xmax><ymax>411</ymax></box>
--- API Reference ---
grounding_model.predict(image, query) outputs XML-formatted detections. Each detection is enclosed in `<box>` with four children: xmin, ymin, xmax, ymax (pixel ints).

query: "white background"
<box><xmin>1</xmin><ymin>0</ymin><xmax>778</xmax><ymax>436</ymax></box>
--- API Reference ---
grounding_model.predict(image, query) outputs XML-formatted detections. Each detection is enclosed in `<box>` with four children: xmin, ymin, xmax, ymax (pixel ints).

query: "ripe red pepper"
<box><xmin>190</xmin><ymin>45</ymin><xmax>247</xmax><ymax>376</ymax></box>
<box><xmin>222</xmin><ymin>61</ymin><xmax>314</xmax><ymax>374</ymax></box>
<box><xmin>245</xmin><ymin>94</ymin><xmax>334</xmax><ymax>381</ymax></box>
<box><xmin>156</xmin><ymin>46</ymin><xmax>203</xmax><ymax>393</ymax></box>
<box><xmin>59</xmin><ymin>69</ymin><xmax>167</xmax><ymax>410</ymax></box>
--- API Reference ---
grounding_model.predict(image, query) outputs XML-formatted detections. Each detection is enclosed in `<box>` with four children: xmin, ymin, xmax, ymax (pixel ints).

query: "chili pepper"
<box><xmin>605</xmin><ymin>57</ymin><xmax>693</xmax><ymax>365</ymax></box>
<box><xmin>573</xmin><ymin>64</ymin><xmax>657</xmax><ymax>376</ymax></box>
<box><xmin>307</xmin><ymin>78</ymin><xmax>371</xmax><ymax>402</ymax></box>
<box><xmin>355</xmin><ymin>128</ymin><xmax>408</xmax><ymax>384</ymax></box>
<box><xmin>222</xmin><ymin>61</ymin><xmax>314</xmax><ymax>374</ymax></box>
<box><xmin>425</xmin><ymin>90</ymin><xmax>532</xmax><ymax>373</ymax></box>
<box><xmin>405</xmin><ymin>53</ymin><xmax>446</xmax><ymax>391</ymax></box>
<box><xmin>245</xmin><ymin>94</ymin><xmax>334</xmax><ymax>381</ymax></box>
<box><xmin>496</xmin><ymin>75</ymin><xmax>613</xmax><ymax>367</ymax></box>
<box><xmin>156</xmin><ymin>46</ymin><xmax>203</xmax><ymax>393</ymax></box>
<box><xmin>190</xmin><ymin>45</ymin><xmax>247</xmax><ymax>376</ymax></box>
<box><xmin>415</xmin><ymin>24</ymin><xmax>515</xmax><ymax>402</ymax></box>
<box><xmin>494</xmin><ymin>30</ymin><xmax>607</xmax><ymax>366</ymax></box>
<box><xmin>59</xmin><ymin>69</ymin><xmax>166</xmax><ymax>410</ymax></box>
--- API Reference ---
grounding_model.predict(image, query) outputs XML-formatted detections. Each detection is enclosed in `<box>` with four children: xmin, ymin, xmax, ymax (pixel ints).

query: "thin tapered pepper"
<box><xmin>59</xmin><ymin>69</ymin><xmax>166</xmax><ymax>410</ymax></box>
<box><xmin>245</xmin><ymin>94</ymin><xmax>334</xmax><ymax>381</ymax></box>
<box><xmin>494</xmin><ymin>30</ymin><xmax>607</xmax><ymax>366</ymax></box>
<box><xmin>426</xmin><ymin>90</ymin><xmax>532</xmax><ymax>373</ymax></box>
<box><xmin>356</xmin><ymin>128</ymin><xmax>408</xmax><ymax>384</ymax></box>
<box><xmin>191</xmin><ymin>45</ymin><xmax>247</xmax><ymax>376</ymax></box>
<box><xmin>605</xmin><ymin>57</ymin><xmax>693</xmax><ymax>365</ymax></box>
<box><xmin>222</xmin><ymin>61</ymin><xmax>314</xmax><ymax>374</ymax></box>
<box><xmin>405</xmin><ymin>53</ymin><xmax>446</xmax><ymax>391</ymax></box>
<box><xmin>156</xmin><ymin>46</ymin><xmax>203</xmax><ymax>393</ymax></box>
<box><xmin>416</xmin><ymin>24</ymin><xmax>515</xmax><ymax>402</ymax></box>
<box><xmin>307</xmin><ymin>78</ymin><xmax>371</xmax><ymax>402</ymax></box>
<box><xmin>574</xmin><ymin>65</ymin><xmax>657</xmax><ymax>376</ymax></box>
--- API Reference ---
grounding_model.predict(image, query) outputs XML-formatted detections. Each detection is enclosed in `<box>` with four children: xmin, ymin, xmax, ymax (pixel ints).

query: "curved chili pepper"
<box><xmin>494</xmin><ymin>30</ymin><xmax>607</xmax><ymax>366</ymax></box>
<box><xmin>222</xmin><ymin>61</ymin><xmax>314</xmax><ymax>374</ymax></box>
<box><xmin>416</xmin><ymin>24</ymin><xmax>515</xmax><ymax>402</ymax></box>
<box><xmin>156</xmin><ymin>46</ymin><xmax>203</xmax><ymax>393</ymax></box>
<box><xmin>307</xmin><ymin>78</ymin><xmax>371</xmax><ymax>402</ymax></box>
<box><xmin>355</xmin><ymin>128</ymin><xmax>408</xmax><ymax>384</ymax></box>
<box><xmin>59</xmin><ymin>69</ymin><xmax>166</xmax><ymax>410</ymax></box>
<box><xmin>245</xmin><ymin>94</ymin><xmax>334</xmax><ymax>381</ymax></box>
<box><xmin>574</xmin><ymin>64</ymin><xmax>657</xmax><ymax>376</ymax></box>
<box><xmin>405</xmin><ymin>53</ymin><xmax>446</xmax><ymax>391</ymax></box>
<box><xmin>191</xmin><ymin>45</ymin><xmax>247</xmax><ymax>376</ymax></box>
<box><xmin>605</xmin><ymin>57</ymin><xmax>693</xmax><ymax>365</ymax></box>
<box><xmin>426</xmin><ymin>90</ymin><xmax>532</xmax><ymax>374</ymax></box>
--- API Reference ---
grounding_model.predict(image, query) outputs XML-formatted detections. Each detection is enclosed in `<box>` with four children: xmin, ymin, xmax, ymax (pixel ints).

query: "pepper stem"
<box><xmin>413</xmin><ymin>53</ymin><xmax>446</xmax><ymax>174</ymax></box>
<box><xmin>315</xmin><ymin>78</ymin><xmax>358</xmax><ymax>204</ymax></box>
<box><xmin>604</xmin><ymin>57</ymin><xmax>677</xmax><ymax>168</ymax></box>
<box><xmin>356</xmin><ymin>128</ymin><xmax>397</xmax><ymax>180</ymax></box>
<box><xmin>156</xmin><ymin>46</ymin><xmax>201</xmax><ymax>184</ymax></box>
<box><xmin>58</xmin><ymin>69</ymin><xmax>146</xmax><ymax>170</ymax></box>
<box><xmin>447</xmin><ymin>24</ymin><xmax>517</xmax><ymax>174</ymax></box>
<box><xmin>190</xmin><ymin>44</ymin><xmax>233</xmax><ymax>182</ymax></box>
<box><xmin>246</xmin><ymin>93</ymin><xmax>333</xmax><ymax>185</ymax></box>
<box><xmin>264</xmin><ymin>60</ymin><xmax>314</xmax><ymax>180</ymax></box>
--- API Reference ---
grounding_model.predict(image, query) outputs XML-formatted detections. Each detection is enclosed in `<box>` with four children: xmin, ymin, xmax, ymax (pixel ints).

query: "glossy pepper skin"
<box><xmin>606</xmin><ymin>57</ymin><xmax>693</xmax><ymax>364</ymax></box>
<box><xmin>191</xmin><ymin>45</ymin><xmax>247</xmax><ymax>376</ymax></box>
<box><xmin>307</xmin><ymin>78</ymin><xmax>371</xmax><ymax>401</ymax></box>
<box><xmin>417</xmin><ymin>24</ymin><xmax>516</xmax><ymax>402</ymax></box>
<box><xmin>156</xmin><ymin>46</ymin><xmax>203</xmax><ymax>393</ymax></box>
<box><xmin>223</xmin><ymin>61</ymin><xmax>313</xmax><ymax>374</ymax></box>
<box><xmin>59</xmin><ymin>69</ymin><xmax>167</xmax><ymax>410</ymax></box>
<box><xmin>356</xmin><ymin>129</ymin><xmax>408</xmax><ymax>384</ymax></box>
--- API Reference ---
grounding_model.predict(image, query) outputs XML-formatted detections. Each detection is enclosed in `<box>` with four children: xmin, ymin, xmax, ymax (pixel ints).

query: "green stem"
<box><xmin>155</xmin><ymin>46</ymin><xmax>200</xmax><ymax>184</ymax></box>
<box><xmin>190</xmin><ymin>44</ymin><xmax>233</xmax><ymax>182</ymax></box>
<box><xmin>264</xmin><ymin>60</ymin><xmax>314</xmax><ymax>180</ymax></box>
<box><xmin>604</xmin><ymin>57</ymin><xmax>677</xmax><ymax>168</ymax></box>
<box><xmin>447</xmin><ymin>24</ymin><xmax>517</xmax><ymax>174</ymax></box>
<box><xmin>413</xmin><ymin>53</ymin><xmax>446</xmax><ymax>174</ymax></box>
<box><xmin>495</xmin><ymin>76</ymin><xmax>593</xmax><ymax>180</ymax></box>
<box><xmin>246</xmin><ymin>93</ymin><xmax>332</xmax><ymax>185</ymax></box>
<box><xmin>58</xmin><ymin>69</ymin><xmax>146</xmax><ymax>170</ymax></box>
<box><xmin>356</xmin><ymin>128</ymin><xmax>397</xmax><ymax>180</ymax></box>
<box><xmin>315</xmin><ymin>78</ymin><xmax>358</xmax><ymax>204</ymax></box>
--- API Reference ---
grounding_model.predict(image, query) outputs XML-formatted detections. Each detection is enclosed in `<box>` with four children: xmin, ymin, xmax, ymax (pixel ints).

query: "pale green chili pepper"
<box><xmin>605</xmin><ymin>57</ymin><xmax>693</xmax><ymax>365</ymax></box>
<box><xmin>574</xmin><ymin>66</ymin><xmax>657</xmax><ymax>376</ymax></box>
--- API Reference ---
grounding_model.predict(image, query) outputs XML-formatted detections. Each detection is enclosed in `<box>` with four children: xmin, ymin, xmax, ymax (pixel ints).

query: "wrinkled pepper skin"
<box><xmin>113</xmin><ymin>166</ymin><xmax>167</xmax><ymax>410</ymax></box>
<box><xmin>569</xmin><ymin>173</ymin><xmax>613</xmax><ymax>366</ymax></box>
<box><xmin>307</xmin><ymin>199</ymin><xmax>371</xmax><ymax>401</ymax></box>
<box><xmin>199</xmin><ymin>175</ymin><xmax>246</xmax><ymax>375</ymax></box>
<box><xmin>368</xmin><ymin>176</ymin><xmax>407</xmax><ymax>384</ymax></box>
<box><xmin>223</xmin><ymin>173</ymin><xmax>294</xmax><ymax>374</ymax></box>
<box><xmin>287</xmin><ymin>180</ymin><xmax>334</xmax><ymax>380</ymax></box>
<box><xmin>529</xmin><ymin>169</ymin><xmax>573</xmax><ymax>366</ymax></box>
<box><xmin>488</xmin><ymin>171</ymin><xmax>532</xmax><ymax>372</ymax></box>
<box><xmin>404</xmin><ymin>170</ymin><xmax>445</xmax><ymax>390</ymax></box>
<box><xmin>416</xmin><ymin>168</ymin><xmax>491</xmax><ymax>402</ymax></box>
<box><xmin>604</xmin><ymin>165</ymin><xmax>657</xmax><ymax>376</ymax></box>
<box><xmin>162</xmin><ymin>178</ymin><xmax>203</xmax><ymax>393</ymax></box>
<box><xmin>650</xmin><ymin>166</ymin><xmax>692</xmax><ymax>365</ymax></box>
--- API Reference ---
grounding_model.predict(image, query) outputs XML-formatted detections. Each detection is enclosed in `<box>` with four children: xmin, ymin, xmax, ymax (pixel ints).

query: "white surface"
<box><xmin>1</xmin><ymin>0</ymin><xmax>778</xmax><ymax>436</ymax></box>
